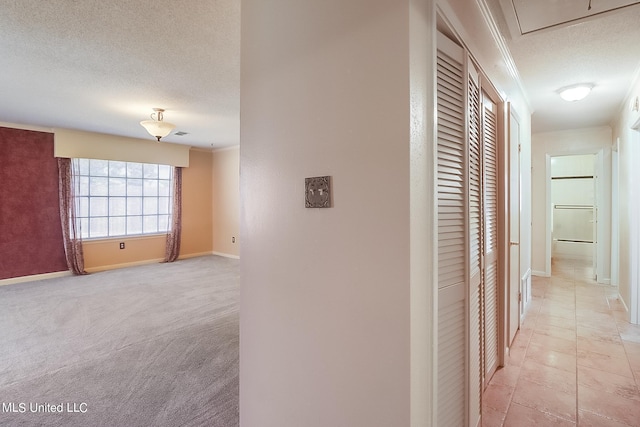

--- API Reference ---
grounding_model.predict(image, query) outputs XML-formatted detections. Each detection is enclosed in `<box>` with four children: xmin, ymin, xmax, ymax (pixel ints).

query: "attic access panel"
<box><xmin>509</xmin><ymin>0</ymin><xmax>640</xmax><ymax>34</ymax></box>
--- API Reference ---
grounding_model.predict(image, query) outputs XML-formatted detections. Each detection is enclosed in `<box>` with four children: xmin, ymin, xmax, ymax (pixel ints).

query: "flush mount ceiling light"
<box><xmin>558</xmin><ymin>84</ymin><xmax>594</xmax><ymax>102</ymax></box>
<box><xmin>140</xmin><ymin>108</ymin><xmax>176</xmax><ymax>141</ymax></box>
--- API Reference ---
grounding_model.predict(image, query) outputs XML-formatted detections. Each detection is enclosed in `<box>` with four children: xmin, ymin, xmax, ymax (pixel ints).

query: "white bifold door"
<box><xmin>436</xmin><ymin>31</ymin><xmax>502</xmax><ymax>427</ymax></box>
<box><xmin>482</xmin><ymin>92</ymin><xmax>500</xmax><ymax>386</ymax></box>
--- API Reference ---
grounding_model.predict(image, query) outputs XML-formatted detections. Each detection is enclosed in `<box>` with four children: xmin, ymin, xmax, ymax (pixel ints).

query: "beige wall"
<box><xmin>3</xmin><ymin>123</ymin><xmax>218</xmax><ymax>275</ymax></box>
<box><xmin>54</xmin><ymin>128</ymin><xmax>190</xmax><ymax>166</ymax></box>
<box><xmin>84</xmin><ymin>235</ymin><xmax>166</xmax><ymax>272</ymax></box>
<box><xmin>181</xmin><ymin>149</ymin><xmax>214</xmax><ymax>257</ymax></box>
<box><xmin>84</xmin><ymin>148</ymin><xmax>213</xmax><ymax>272</ymax></box>
<box><xmin>212</xmin><ymin>147</ymin><xmax>240</xmax><ymax>257</ymax></box>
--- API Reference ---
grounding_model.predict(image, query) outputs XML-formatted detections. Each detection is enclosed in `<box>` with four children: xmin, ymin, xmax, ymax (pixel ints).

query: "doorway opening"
<box><xmin>549</xmin><ymin>154</ymin><xmax>597</xmax><ymax>279</ymax></box>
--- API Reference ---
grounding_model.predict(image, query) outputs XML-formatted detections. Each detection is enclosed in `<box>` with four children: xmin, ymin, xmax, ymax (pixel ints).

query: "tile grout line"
<box><xmin>613</xmin><ymin>285</ymin><xmax>640</xmax><ymax>408</ymax></box>
<box><xmin>502</xmin><ymin>275</ymin><xmax>547</xmax><ymax>426</ymax></box>
<box><xmin>497</xmin><ymin>279</ymin><xmax>541</xmax><ymax>426</ymax></box>
<box><xmin>501</xmin><ymin>260</ymin><xmax>639</xmax><ymax>426</ymax></box>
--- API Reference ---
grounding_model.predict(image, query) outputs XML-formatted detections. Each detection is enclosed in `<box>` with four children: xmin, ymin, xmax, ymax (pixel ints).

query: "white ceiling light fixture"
<box><xmin>558</xmin><ymin>84</ymin><xmax>594</xmax><ymax>102</ymax></box>
<box><xmin>140</xmin><ymin>108</ymin><xmax>176</xmax><ymax>141</ymax></box>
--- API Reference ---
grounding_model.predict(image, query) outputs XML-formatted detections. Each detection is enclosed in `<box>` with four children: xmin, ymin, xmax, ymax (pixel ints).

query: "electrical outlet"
<box><xmin>119</xmin><ymin>242</ymin><xmax>125</xmax><ymax>250</ymax></box>
<box><xmin>232</xmin><ymin>237</ymin><xmax>236</xmax><ymax>243</ymax></box>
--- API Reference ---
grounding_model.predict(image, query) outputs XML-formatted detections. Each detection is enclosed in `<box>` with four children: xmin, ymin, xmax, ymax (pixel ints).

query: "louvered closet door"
<box><xmin>467</xmin><ymin>60</ymin><xmax>482</xmax><ymax>427</ymax></box>
<box><xmin>436</xmin><ymin>32</ymin><xmax>467</xmax><ymax>427</ymax></box>
<box><xmin>482</xmin><ymin>92</ymin><xmax>500</xmax><ymax>385</ymax></box>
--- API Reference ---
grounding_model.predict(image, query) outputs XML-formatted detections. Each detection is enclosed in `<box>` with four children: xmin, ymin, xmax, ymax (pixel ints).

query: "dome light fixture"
<box><xmin>558</xmin><ymin>84</ymin><xmax>594</xmax><ymax>102</ymax></box>
<box><xmin>140</xmin><ymin>108</ymin><xmax>176</xmax><ymax>141</ymax></box>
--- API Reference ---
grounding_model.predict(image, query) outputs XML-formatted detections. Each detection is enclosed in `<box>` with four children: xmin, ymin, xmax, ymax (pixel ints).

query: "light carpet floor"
<box><xmin>0</xmin><ymin>255</ymin><xmax>239</xmax><ymax>427</ymax></box>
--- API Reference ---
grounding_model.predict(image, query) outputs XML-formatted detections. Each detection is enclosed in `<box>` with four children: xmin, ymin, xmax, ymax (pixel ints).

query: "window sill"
<box><xmin>81</xmin><ymin>234</ymin><xmax>167</xmax><ymax>245</ymax></box>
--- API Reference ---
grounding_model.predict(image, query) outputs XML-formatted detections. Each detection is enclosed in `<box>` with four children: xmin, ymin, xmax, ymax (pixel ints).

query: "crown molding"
<box><xmin>476</xmin><ymin>0</ymin><xmax>531</xmax><ymax>110</ymax></box>
<box><xmin>0</xmin><ymin>121</ymin><xmax>54</xmax><ymax>133</ymax></box>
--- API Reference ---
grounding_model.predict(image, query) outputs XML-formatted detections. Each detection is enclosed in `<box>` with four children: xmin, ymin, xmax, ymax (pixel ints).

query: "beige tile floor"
<box><xmin>482</xmin><ymin>258</ymin><xmax>640</xmax><ymax>426</ymax></box>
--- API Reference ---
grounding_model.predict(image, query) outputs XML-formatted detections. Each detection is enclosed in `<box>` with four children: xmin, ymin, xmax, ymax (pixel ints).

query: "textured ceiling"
<box><xmin>2</xmin><ymin>1</ymin><xmax>639</xmax><ymax>143</ymax></box>
<box><xmin>0</xmin><ymin>0</ymin><xmax>240</xmax><ymax>148</ymax></box>
<box><xmin>511</xmin><ymin>0</ymin><xmax>640</xmax><ymax>35</ymax></box>
<box><xmin>488</xmin><ymin>0</ymin><xmax>640</xmax><ymax>133</ymax></box>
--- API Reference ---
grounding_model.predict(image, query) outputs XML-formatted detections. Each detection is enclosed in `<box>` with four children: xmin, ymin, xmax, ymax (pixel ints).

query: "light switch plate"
<box><xmin>305</xmin><ymin>176</ymin><xmax>332</xmax><ymax>208</ymax></box>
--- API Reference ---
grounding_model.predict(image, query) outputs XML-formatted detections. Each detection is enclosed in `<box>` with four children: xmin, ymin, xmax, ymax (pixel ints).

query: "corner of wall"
<box><xmin>212</xmin><ymin>146</ymin><xmax>240</xmax><ymax>258</ymax></box>
<box><xmin>181</xmin><ymin>149</ymin><xmax>214</xmax><ymax>256</ymax></box>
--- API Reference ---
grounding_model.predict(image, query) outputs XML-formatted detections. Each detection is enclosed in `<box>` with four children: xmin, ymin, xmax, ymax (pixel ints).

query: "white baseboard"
<box><xmin>86</xmin><ymin>251</ymin><xmax>233</xmax><ymax>273</ymax></box>
<box><xmin>620</xmin><ymin>294</ymin><xmax>629</xmax><ymax>313</ymax></box>
<box><xmin>179</xmin><ymin>251</ymin><xmax>215</xmax><ymax>260</ymax></box>
<box><xmin>85</xmin><ymin>258</ymin><xmax>164</xmax><ymax>273</ymax></box>
<box><xmin>0</xmin><ymin>270</ymin><xmax>72</xmax><ymax>287</ymax></box>
<box><xmin>521</xmin><ymin>268</ymin><xmax>532</xmax><ymax>306</ymax></box>
<box><xmin>532</xmin><ymin>270</ymin><xmax>550</xmax><ymax>277</ymax></box>
<box><xmin>177</xmin><ymin>250</ymin><xmax>239</xmax><ymax>260</ymax></box>
<box><xmin>599</xmin><ymin>278</ymin><xmax>611</xmax><ymax>285</ymax></box>
<box><xmin>2</xmin><ymin>252</ymin><xmax>236</xmax><ymax>282</ymax></box>
<box><xmin>212</xmin><ymin>251</ymin><xmax>240</xmax><ymax>260</ymax></box>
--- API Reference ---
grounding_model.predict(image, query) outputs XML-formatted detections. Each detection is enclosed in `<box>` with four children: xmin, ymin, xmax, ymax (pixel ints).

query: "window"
<box><xmin>74</xmin><ymin>159</ymin><xmax>173</xmax><ymax>239</ymax></box>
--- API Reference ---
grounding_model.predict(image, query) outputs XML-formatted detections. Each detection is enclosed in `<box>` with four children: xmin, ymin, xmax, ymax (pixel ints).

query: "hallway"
<box><xmin>482</xmin><ymin>259</ymin><xmax>640</xmax><ymax>426</ymax></box>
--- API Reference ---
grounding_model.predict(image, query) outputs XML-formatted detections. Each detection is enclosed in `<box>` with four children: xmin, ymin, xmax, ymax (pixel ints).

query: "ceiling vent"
<box><xmin>174</xmin><ymin>131</ymin><xmax>189</xmax><ymax>136</ymax></box>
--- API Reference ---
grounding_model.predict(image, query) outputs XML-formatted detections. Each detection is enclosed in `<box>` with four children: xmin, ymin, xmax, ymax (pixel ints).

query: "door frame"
<box><xmin>545</xmin><ymin>149</ymin><xmax>607</xmax><ymax>282</ymax></box>
<box><xmin>629</xmin><ymin>118</ymin><xmax>640</xmax><ymax>323</ymax></box>
<box><xmin>611</xmin><ymin>140</ymin><xmax>619</xmax><ymax>286</ymax></box>
<box><xmin>506</xmin><ymin>103</ymin><xmax>521</xmax><ymax>349</ymax></box>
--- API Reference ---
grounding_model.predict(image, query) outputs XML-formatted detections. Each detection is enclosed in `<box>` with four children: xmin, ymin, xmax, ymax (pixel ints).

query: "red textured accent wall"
<box><xmin>0</xmin><ymin>127</ymin><xmax>67</xmax><ymax>279</ymax></box>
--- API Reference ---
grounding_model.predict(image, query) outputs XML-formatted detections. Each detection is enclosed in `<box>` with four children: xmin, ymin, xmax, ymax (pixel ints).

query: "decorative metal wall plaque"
<box><xmin>305</xmin><ymin>176</ymin><xmax>332</xmax><ymax>208</ymax></box>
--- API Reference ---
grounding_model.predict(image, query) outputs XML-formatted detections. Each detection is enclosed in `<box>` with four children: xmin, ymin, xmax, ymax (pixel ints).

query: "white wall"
<box><xmin>531</xmin><ymin>127</ymin><xmax>612</xmax><ymax>280</ymax></box>
<box><xmin>551</xmin><ymin>154</ymin><xmax>595</xmax><ymax>178</ymax></box>
<box><xmin>241</xmin><ymin>1</ymin><xmax>415</xmax><ymax>425</ymax></box>
<box><xmin>612</xmin><ymin>74</ymin><xmax>640</xmax><ymax>321</ymax></box>
<box><xmin>240</xmin><ymin>1</ymin><xmax>531</xmax><ymax>425</ymax></box>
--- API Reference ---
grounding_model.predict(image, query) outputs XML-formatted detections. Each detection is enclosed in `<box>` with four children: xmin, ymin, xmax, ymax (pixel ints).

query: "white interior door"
<box><xmin>482</xmin><ymin>91</ymin><xmax>500</xmax><ymax>385</ymax></box>
<box><xmin>467</xmin><ymin>57</ymin><xmax>482</xmax><ymax>426</ymax></box>
<box><xmin>508</xmin><ymin>107</ymin><xmax>522</xmax><ymax>338</ymax></box>
<box><xmin>437</xmin><ymin>30</ymin><xmax>507</xmax><ymax>426</ymax></box>
<box><xmin>436</xmin><ymin>32</ymin><xmax>468</xmax><ymax>427</ymax></box>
